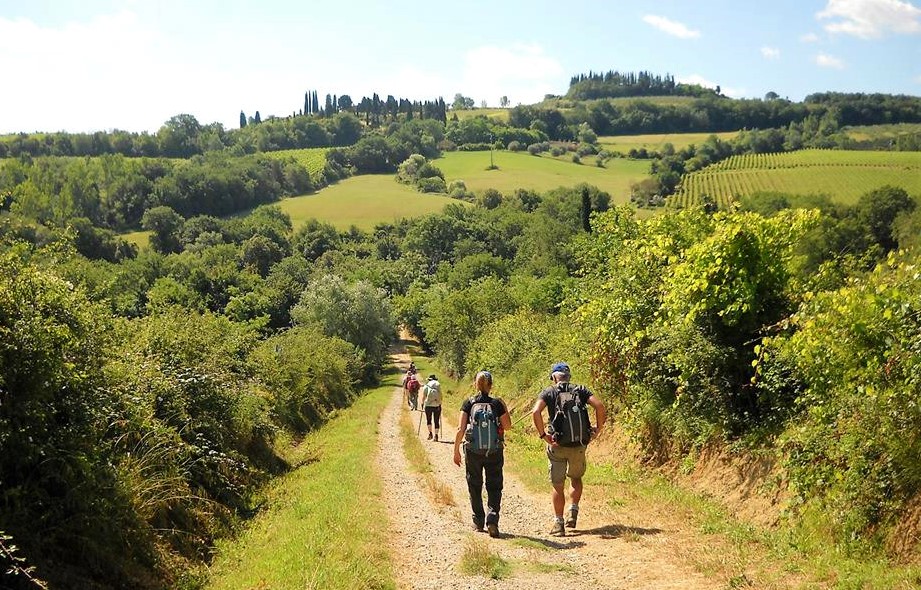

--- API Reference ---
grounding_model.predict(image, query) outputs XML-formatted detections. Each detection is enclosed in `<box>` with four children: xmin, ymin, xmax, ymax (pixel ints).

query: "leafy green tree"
<box><xmin>420</xmin><ymin>276</ymin><xmax>516</xmax><ymax>375</ymax></box>
<box><xmin>292</xmin><ymin>218</ymin><xmax>340</xmax><ymax>261</ymax></box>
<box><xmin>141</xmin><ymin>205</ymin><xmax>183</xmax><ymax>253</ymax></box>
<box><xmin>854</xmin><ymin>185</ymin><xmax>915</xmax><ymax>252</ymax></box>
<box><xmin>452</xmin><ymin>93</ymin><xmax>474</xmax><ymax>110</ymax></box>
<box><xmin>291</xmin><ymin>275</ymin><xmax>395</xmax><ymax>382</ymax></box>
<box><xmin>157</xmin><ymin>113</ymin><xmax>202</xmax><ymax>157</ymax></box>
<box><xmin>241</xmin><ymin>234</ymin><xmax>285</xmax><ymax>276</ymax></box>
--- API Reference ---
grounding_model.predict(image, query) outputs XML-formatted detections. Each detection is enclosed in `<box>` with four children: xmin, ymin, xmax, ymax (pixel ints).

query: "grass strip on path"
<box><xmin>399</xmin><ymin>408</ymin><xmax>456</xmax><ymax>507</ymax></box>
<box><xmin>205</xmin><ymin>378</ymin><xmax>398</xmax><ymax>590</ymax></box>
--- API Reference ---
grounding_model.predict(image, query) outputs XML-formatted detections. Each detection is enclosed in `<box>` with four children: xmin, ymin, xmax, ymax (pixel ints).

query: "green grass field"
<box><xmin>598</xmin><ymin>131</ymin><xmax>741</xmax><ymax>153</ymax></box>
<box><xmin>672</xmin><ymin>149</ymin><xmax>921</xmax><ymax>209</ymax></box>
<box><xmin>121</xmin><ymin>229</ymin><xmax>152</xmax><ymax>249</ymax></box>
<box><xmin>450</xmin><ymin>108</ymin><xmax>510</xmax><ymax>122</ymax></box>
<box><xmin>844</xmin><ymin>123</ymin><xmax>921</xmax><ymax>142</ymax></box>
<box><xmin>435</xmin><ymin>150</ymin><xmax>650</xmax><ymax>203</ymax></box>
<box><xmin>274</xmin><ymin>174</ymin><xmax>468</xmax><ymax>230</ymax></box>
<box><xmin>119</xmin><ymin>175</ymin><xmax>465</xmax><ymax>249</ymax></box>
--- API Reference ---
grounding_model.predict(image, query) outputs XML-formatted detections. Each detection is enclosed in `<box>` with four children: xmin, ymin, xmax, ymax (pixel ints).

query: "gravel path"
<box><xmin>377</xmin><ymin>351</ymin><xmax>720</xmax><ymax>590</ymax></box>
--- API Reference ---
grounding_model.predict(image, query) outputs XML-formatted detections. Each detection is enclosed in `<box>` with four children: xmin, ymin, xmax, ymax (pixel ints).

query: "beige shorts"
<box><xmin>547</xmin><ymin>444</ymin><xmax>587</xmax><ymax>485</ymax></box>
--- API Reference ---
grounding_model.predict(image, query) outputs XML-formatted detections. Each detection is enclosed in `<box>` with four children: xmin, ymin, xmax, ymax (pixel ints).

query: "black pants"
<box><xmin>464</xmin><ymin>449</ymin><xmax>504</xmax><ymax>526</ymax></box>
<box><xmin>424</xmin><ymin>405</ymin><xmax>441</xmax><ymax>428</ymax></box>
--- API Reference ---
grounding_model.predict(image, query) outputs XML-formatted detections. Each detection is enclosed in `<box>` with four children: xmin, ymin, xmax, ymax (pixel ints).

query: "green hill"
<box><xmin>272</xmin><ymin>174</ymin><xmax>468</xmax><ymax>230</ymax></box>
<box><xmin>435</xmin><ymin>150</ymin><xmax>649</xmax><ymax>203</ymax></box>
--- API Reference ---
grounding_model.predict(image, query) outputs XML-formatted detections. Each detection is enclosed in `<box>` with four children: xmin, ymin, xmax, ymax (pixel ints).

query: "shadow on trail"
<box><xmin>568</xmin><ymin>523</ymin><xmax>663</xmax><ymax>539</ymax></box>
<box><xmin>499</xmin><ymin>533</ymin><xmax>586</xmax><ymax>550</ymax></box>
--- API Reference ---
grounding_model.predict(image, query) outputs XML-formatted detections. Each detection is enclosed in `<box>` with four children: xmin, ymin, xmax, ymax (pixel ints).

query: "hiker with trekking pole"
<box><xmin>419</xmin><ymin>374</ymin><xmax>443</xmax><ymax>441</ymax></box>
<box><xmin>532</xmin><ymin>362</ymin><xmax>606</xmax><ymax>537</ymax></box>
<box><xmin>453</xmin><ymin>370</ymin><xmax>511</xmax><ymax>538</ymax></box>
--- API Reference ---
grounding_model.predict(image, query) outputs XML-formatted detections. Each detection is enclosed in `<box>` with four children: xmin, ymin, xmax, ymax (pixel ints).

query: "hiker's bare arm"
<box><xmin>497</xmin><ymin>400</ymin><xmax>512</xmax><ymax>431</ymax></box>
<box><xmin>587</xmin><ymin>395</ymin><xmax>607</xmax><ymax>437</ymax></box>
<box><xmin>531</xmin><ymin>398</ymin><xmax>547</xmax><ymax>435</ymax></box>
<box><xmin>453</xmin><ymin>412</ymin><xmax>469</xmax><ymax>466</ymax></box>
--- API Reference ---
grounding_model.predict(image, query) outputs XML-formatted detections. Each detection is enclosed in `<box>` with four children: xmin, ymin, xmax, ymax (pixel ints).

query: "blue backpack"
<box><xmin>466</xmin><ymin>399</ymin><xmax>501</xmax><ymax>454</ymax></box>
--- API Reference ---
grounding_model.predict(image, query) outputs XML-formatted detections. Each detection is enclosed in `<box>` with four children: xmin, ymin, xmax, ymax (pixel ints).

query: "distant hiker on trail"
<box><xmin>453</xmin><ymin>370</ymin><xmax>512</xmax><ymax>538</ymax></box>
<box><xmin>401</xmin><ymin>369</ymin><xmax>412</xmax><ymax>407</ymax></box>
<box><xmin>406</xmin><ymin>371</ymin><xmax>421</xmax><ymax>411</ymax></box>
<box><xmin>532</xmin><ymin>362</ymin><xmax>606</xmax><ymax>537</ymax></box>
<box><xmin>421</xmin><ymin>374</ymin><xmax>443</xmax><ymax>441</ymax></box>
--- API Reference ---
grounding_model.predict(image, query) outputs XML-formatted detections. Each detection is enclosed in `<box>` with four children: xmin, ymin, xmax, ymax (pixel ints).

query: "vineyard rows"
<box><xmin>265</xmin><ymin>147</ymin><xmax>330</xmax><ymax>182</ymax></box>
<box><xmin>670</xmin><ymin>149</ymin><xmax>921</xmax><ymax>209</ymax></box>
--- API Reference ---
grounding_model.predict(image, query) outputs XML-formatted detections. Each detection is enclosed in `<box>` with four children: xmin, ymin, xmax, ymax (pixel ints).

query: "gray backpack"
<box><xmin>548</xmin><ymin>383</ymin><xmax>592</xmax><ymax>445</ymax></box>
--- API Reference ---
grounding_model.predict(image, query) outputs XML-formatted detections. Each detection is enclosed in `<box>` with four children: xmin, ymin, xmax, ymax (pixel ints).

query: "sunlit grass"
<box><xmin>598</xmin><ymin>130</ymin><xmax>741</xmax><ymax>153</ymax></box>
<box><xmin>274</xmin><ymin>174</ymin><xmax>467</xmax><ymax>231</ymax></box>
<box><xmin>205</xmin><ymin>381</ymin><xmax>397</xmax><ymax>590</ymax></box>
<box><xmin>435</xmin><ymin>150</ymin><xmax>649</xmax><ymax>203</ymax></box>
<box><xmin>458</xmin><ymin>535</ymin><xmax>510</xmax><ymax>579</ymax></box>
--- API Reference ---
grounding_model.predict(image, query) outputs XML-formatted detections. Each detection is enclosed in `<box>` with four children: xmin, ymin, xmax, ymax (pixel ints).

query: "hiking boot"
<box><xmin>433</xmin><ymin>434</ymin><xmax>438</xmax><ymax>442</ymax></box>
<box><xmin>427</xmin><ymin>432</ymin><xmax>432</xmax><ymax>440</ymax></box>
<box><xmin>486</xmin><ymin>523</ymin><xmax>500</xmax><ymax>538</ymax></box>
<box><xmin>565</xmin><ymin>507</ymin><xmax>579</xmax><ymax>529</ymax></box>
<box><xmin>472</xmin><ymin>522</ymin><xmax>485</xmax><ymax>532</ymax></box>
<box><xmin>548</xmin><ymin>520</ymin><xmax>566</xmax><ymax>537</ymax></box>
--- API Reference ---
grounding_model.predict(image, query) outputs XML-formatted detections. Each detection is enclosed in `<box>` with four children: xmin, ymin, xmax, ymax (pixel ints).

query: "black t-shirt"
<box><xmin>460</xmin><ymin>393</ymin><xmax>507</xmax><ymax>419</ymax></box>
<box><xmin>538</xmin><ymin>382</ymin><xmax>592</xmax><ymax>416</ymax></box>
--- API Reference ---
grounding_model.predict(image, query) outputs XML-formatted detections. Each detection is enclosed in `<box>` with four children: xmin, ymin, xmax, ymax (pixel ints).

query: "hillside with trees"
<box><xmin>2</xmin><ymin>72</ymin><xmax>921</xmax><ymax>588</ymax></box>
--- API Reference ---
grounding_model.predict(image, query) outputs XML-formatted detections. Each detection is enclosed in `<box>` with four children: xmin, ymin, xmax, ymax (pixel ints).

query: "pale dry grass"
<box><xmin>458</xmin><ymin>535</ymin><xmax>510</xmax><ymax>579</ymax></box>
<box><xmin>399</xmin><ymin>409</ymin><xmax>456</xmax><ymax>507</ymax></box>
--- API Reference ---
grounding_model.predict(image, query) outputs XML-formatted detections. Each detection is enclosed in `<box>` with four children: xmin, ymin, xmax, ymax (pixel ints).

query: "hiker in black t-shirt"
<box><xmin>453</xmin><ymin>370</ymin><xmax>512</xmax><ymax>538</ymax></box>
<box><xmin>532</xmin><ymin>362</ymin><xmax>606</xmax><ymax>537</ymax></box>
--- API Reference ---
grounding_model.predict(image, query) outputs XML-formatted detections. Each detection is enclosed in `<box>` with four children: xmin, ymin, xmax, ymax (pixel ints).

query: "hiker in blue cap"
<box><xmin>532</xmin><ymin>362</ymin><xmax>606</xmax><ymax>536</ymax></box>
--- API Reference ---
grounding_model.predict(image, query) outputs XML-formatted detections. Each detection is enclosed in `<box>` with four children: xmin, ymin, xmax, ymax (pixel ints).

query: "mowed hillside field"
<box><xmin>273</xmin><ymin>174</ymin><xmax>468</xmax><ymax>230</ymax></box>
<box><xmin>435</xmin><ymin>150</ymin><xmax>650</xmax><ymax>203</ymax></box>
<box><xmin>598</xmin><ymin>131</ymin><xmax>741</xmax><ymax>153</ymax></box>
<box><xmin>121</xmin><ymin>175</ymin><xmax>465</xmax><ymax>248</ymax></box>
<box><xmin>672</xmin><ymin>149</ymin><xmax>921</xmax><ymax>209</ymax></box>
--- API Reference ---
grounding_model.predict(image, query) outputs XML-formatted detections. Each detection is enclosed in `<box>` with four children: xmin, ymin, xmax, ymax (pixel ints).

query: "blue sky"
<box><xmin>1</xmin><ymin>0</ymin><xmax>919</xmax><ymax>133</ymax></box>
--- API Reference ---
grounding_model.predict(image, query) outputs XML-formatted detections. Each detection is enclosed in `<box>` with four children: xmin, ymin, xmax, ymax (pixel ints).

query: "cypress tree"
<box><xmin>239</xmin><ymin>111</ymin><xmax>247</xmax><ymax>128</ymax></box>
<box><xmin>581</xmin><ymin>187</ymin><xmax>592</xmax><ymax>233</ymax></box>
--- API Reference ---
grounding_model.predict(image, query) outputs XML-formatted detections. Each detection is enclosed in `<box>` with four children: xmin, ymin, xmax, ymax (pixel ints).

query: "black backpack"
<box><xmin>548</xmin><ymin>383</ymin><xmax>592</xmax><ymax>446</ymax></box>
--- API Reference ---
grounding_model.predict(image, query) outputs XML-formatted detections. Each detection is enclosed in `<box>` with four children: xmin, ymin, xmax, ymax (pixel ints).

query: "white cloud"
<box><xmin>677</xmin><ymin>74</ymin><xmax>746</xmax><ymax>98</ymax></box>
<box><xmin>800</xmin><ymin>32</ymin><xmax>821</xmax><ymax>42</ymax></box>
<box><xmin>460</xmin><ymin>44</ymin><xmax>565</xmax><ymax>106</ymax></box>
<box><xmin>761</xmin><ymin>46</ymin><xmax>781</xmax><ymax>59</ymax></box>
<box><xmin>815</xmin><ymin>52</ymin><xmax>847</xmax><ymax>68</ymax></box>
<box><xmin>0</xmin><ymin>11</ymin><xmax>241</xmax><ymax>133</ymax></box>
<box><xmin>361</xmin><ymin>44</ymin><xmax>564</xmax><ymax>108</ymax></box>
<box><xmin>642</xmin><ymin>15</ymin><xmax>701</xmax><ymax>39</ymax></box>
<box><xmin>817</xmin><ymin>0</ymin><xmax>921</xmax><ymax>39</ymax></box>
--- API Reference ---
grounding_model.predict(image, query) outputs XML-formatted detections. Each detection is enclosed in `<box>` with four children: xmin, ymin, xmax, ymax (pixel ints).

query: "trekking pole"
<box><xmin>417</xmin><ymin>405</ymin><xmax>424</xmax><ymax>436</ymax></box>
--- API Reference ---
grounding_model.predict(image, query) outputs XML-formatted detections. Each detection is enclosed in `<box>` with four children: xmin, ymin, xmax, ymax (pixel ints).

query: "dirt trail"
<box><xmin>377</xmin><ymin>351</ymin><xmax>721</xmax><ymax>590</ymax></box>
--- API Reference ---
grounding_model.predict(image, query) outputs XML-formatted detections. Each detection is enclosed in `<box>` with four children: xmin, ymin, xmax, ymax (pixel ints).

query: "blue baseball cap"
<box><xmin>550</xmin><ymin>362</ymin><xmax>570</xmax><ymax>376</ymax></box>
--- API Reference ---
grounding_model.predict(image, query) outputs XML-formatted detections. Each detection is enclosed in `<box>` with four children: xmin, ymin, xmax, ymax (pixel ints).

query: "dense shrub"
<box><xmin>762</xmin><ymin>251</ymin><xmax>921</xmax><ymax>542</ymax></box>
<box><xmin>573</xmin><ymin>206</ymin><xmax>820</xmax><ymax>455</ymax></box>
